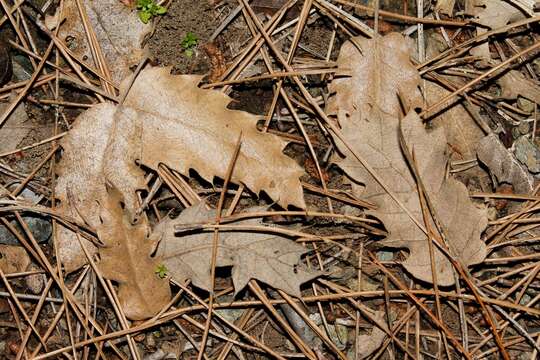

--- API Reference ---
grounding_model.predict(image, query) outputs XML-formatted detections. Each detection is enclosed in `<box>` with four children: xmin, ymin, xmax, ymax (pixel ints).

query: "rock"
<box><xmin>517</xmin><ymin>97</ymin><xmax>535</xmax><ymax>113</ymax></box>
<box><xmin>145</xmin><ymin>333</ymin><xmax>156</xmax><ymax>350</ymax></box>
<box><xmin>215</xmin><ymin>308</ymin><xmax>244</xmax><ymax>323</ymax></box>
<box><xmin>377</xmin><ymin>250</ymin><xmax>394</xmax><ymax>261</ymax></box>
<box><xmin>518</xmin><ymin>121</ymin><xmax>530</xmax><ymax>136</ymax></box>
<box><xmin>25</xmin><ymin>265</ymin><xmax>44</xmax><ymax>294</ymax></box>
<box><xmin>11</xmin><ymin>55</ymin><xmax>32</xmax><ymax>82</ymax></box>
<box><xmin>514</xmin><ymin>136</ymin><xmax>540</xmax><ymax>173</ymax></box>
<box><xmin>143</xmin><ymin>349</ymin><xmax>166</xmax><ymax>360</ymax></box>
<box><xmin>487</xmin><ymin>207</ymin><xmax>498</xmax><ymax>221</ymax></box>
<box><xmin>0</xmin><ymin>214</ymin><xmax>51</xmax><ymax>245</ymax></box>
<box><xmin>327</xmin><ymin>323</ymin><xmax>348</xmax><ymax>350</ymax></box>
<box><xmin>0</xmin><ymin>188</ymin><xmax>52</xmax><ymax>246</ymax></box>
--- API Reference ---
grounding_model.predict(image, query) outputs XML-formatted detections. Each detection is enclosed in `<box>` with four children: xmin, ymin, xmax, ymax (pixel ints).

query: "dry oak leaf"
<box><xmin>155</xmin><ymin>203</ymin><xmax>320</xmax><ymax>297</ymax></box>
<box><xmin>399</xmin><ymin>112</ymin><xmax>488</xmax><ymax>284</ymax></box>
<box><xmin>47</xmin><ymin>0</ymin><xmax>151</xmax><ymax>84</ymax></box>
<box><xmin>498</xmin><ymin>70</ymin><xmax>540</xmax><ymax>105</ymax></box>
<box><xmin>96</xmin><ymin>184</ymin><xmax>171</xmax><ymax>320</ymax></box>
<box><xmin>477</xmin><ymin>133</ymin><xmax>534</xmax><ymax>195</ymax></box>
<box><xmin>328</xmin><ymin>33</ymin><xmax>487</xmax><ymax>285</ymax></box>
<box><xmin>55</xmin><ymin>66</ymin><xmax>305</xmax><ymax>272</ymax></box>
<box><xmin>467</xmin><ymin>0</ymin><xmax>533</xmax><ymax>59</ymax></box>
<box><xmin>55</xmin><ymin>104</ymin><xmax>116</xmax><ymax>272</ymax></box>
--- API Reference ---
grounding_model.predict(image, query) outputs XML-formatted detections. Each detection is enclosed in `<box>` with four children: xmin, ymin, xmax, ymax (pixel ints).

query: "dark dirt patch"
<box><xmin>148</xmin><ymin>0</ymin><xmax>219</xmax><ymax>75</ymax></box>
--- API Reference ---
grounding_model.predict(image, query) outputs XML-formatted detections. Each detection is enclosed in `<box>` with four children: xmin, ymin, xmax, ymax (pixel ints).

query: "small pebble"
<box><xmin>514</xmin><ymin>136</ymin><xmax>540</xmax><ymax>173</ymax></box>
<box><xmin>487</xmin><ymin>207</ymin><xmax>498</xmax><ymax>221</ymax></box>
<box><xmin>377</xmin><ymin>250</ymin><xmax>394</xmax><ymax>261</ymax></box>
<box><xmin>0</xmin><ymin>188</ymin><xmax>51</xmax><ymax>246</ymax></box>
<box><xmin>143</xmin><ymin>349</ymin><xmax>166</xmax><ymax>360</ymax></box>
<box><xmin>518</xmin><ymin>121</ymin><xmax>531</xmax><ymax>136</ymax></box>
<box><xmin>517</xmin><ymin>97</ymin><xmax>535</xmax><ymax>113</ymax></box>
<box><xmin>25</xmin><ymin>271</ymin><xmax>44</xmax><ymax>294</ymax></box>
<box><xmin>327</xmin><ymin>324</ymin><xmax>348</xmax><ymax>350</ymax></box>
<box><xmin>145</xmin><ymin>333</ymin><xmax>156</xmax><ymax>350</ymax></box>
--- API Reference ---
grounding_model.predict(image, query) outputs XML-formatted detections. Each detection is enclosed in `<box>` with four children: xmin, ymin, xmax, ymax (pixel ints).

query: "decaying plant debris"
<box><xmin>1</xmin><ymin>0</ymin><xmax>540</xmax><ymax>358</ymax></box>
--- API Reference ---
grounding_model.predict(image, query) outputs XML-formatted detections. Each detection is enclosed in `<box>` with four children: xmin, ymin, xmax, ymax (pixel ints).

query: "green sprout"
<box><xmin>155</xmin><ymin>264</ymin><xmax>168</xmax><ymax>279</ymax></box>
<box><xmin>181</xmin><ymin>32</ymin><xmax>199</xmax><ymax>58</ymax></box>
<box><xmin>137</xmin><ymin>0</ymin><xmax>167</xmax><ymax>24</ymax></box>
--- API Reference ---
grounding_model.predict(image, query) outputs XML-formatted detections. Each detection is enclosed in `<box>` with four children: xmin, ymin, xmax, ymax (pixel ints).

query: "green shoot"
<box><xmin>155</xmin><ymin>264</ymin><xmax>168</xmax><ymax>279</ymax></box>
<box><xmin>137</xmin><ymin>0</ymin><xmax>167</xmax><ymax>24</ymax></box>
<box><xmin>181</xmin><ymin>32</ymin><xmax>199</xmax><ymax>57</ymax></box>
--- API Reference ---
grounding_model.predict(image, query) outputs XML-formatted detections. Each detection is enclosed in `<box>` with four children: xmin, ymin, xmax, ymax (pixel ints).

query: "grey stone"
<box><xmin>514</xmin><ymin>136</ymin><xmax>540</xmax><ymax>173</ymax></box>
<box><xmin>517</xmin><ymin>97</ymin><xmax>535</xmax><ymax>113</ymax></box>
<box><xmin>12</xmin><ymin>55</ymin><xmax>32</xmax><ymax>82</ymax></box>
<box><xmin>0</xmin><ymin>188</ymin><xmax>51</xmax><ymax>245</ymax></box>
<box><xmin>518</xmin><ymin>121</ymin><xmax>531</xmax><ymax>136</ymax></box>
<box><xmin>0</xmin><ymin>214</ymin><xmax>52</xmax><ymax>245</ymax></box>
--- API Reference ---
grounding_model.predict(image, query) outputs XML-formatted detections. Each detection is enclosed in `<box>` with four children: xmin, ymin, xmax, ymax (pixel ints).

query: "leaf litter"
<box><xmin>1</xmin><ymin>0</ymin><xmax>540</xmax><ymax>357</ymax></box>
<box><xmin>56</xmin><ymin>66</ymin><xmax>305</xmax><ymax>278</ymax></box>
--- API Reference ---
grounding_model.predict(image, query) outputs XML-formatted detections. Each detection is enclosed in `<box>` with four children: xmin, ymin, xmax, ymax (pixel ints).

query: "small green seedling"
<box><xmin>137</xmin><ymin>0</ymin><xmax>167</xmax><ymax>24</ymax></box>
<box><xmin>181</xmin><ymin>32</ymin><xmax>199</xmax><ymax>58</ymax></box>
<box><xmin>155</xmin><ymin>264</ymin><xmax>168</xmax><ymax>279</ymax></box>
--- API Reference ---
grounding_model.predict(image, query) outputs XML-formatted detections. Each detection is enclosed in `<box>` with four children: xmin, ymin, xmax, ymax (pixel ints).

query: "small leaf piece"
<box><xmin>498</xmin><ymin>70</ymin><xmax>540</xmax><ymax>105</ymax></box>
<box><xmin>0</xmin><ymin>98</ymin><xmax>29</xmax><ymax>154</ymax></box>
<box><xmin>97</xmin><ymin>184</ymin><xmax>171</xmax><ymax>320</ymax></box>
<box><xmin>434</xmin><ymin>0</ymin><xmax>456</xmax><ymax>15</ymax></box>
<box><xmin>0</xmin><ymin>245</ymin><xmax>30</xmax><ymax>274</ymax></box>
<box><xmin>356</xmin><ymin>311</ymin><xmax>388</xmax><ymax>359</ymax></box>
<box><xmin>477</xmin><ymin>134</ymin><xmax>534</xmax><ymax>195</ymax></box>
<box><xmin>468</xmin><ymin>0</ymin><xmax>530</xmax><ymax>59</ymax></box>
<box><xmin>47</xmin><ymin>0</ymin><xmax>151</xmax><ymax>83</ymax></box>
<box><xmin>155</xmin><ymin>203</ymin><xmax>320</xmax><ymax>297</ymax></box>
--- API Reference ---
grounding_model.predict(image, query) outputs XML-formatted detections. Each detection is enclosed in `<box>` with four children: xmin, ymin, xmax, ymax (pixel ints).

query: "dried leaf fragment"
<box><xmin>329</xmin><ymin>33</ymin><xmax>487</xmax><ymax>285</ymax></box>
<box><xmin>435</xmin><ymin>0</ymin><xmax>456</xmax><ymax>15</ymax></box>
<box><xmin>498</xmin><ymin>70</ymin><xmax>540</xmax><ymax>105</ymax></box>
<box><xmin>0</xmin><ymin>98</ymin><xmax>29</xmax><ymax>154</ymax></box>
<box><xmin>356</xmin><ymin>311</ymin><xmax>387</xmax><ymax>359</ymax></box>
<box><xmin>477</xmin><ymin>134</ymin><xmax>534</xmax><ymax>194</ymax></box>
<box><xmin>48</xmin><ymin>0</ymin><xmax>151</xmax><ymax>83</ymax></box>
<box><xmin>97</xmin><ymin>184</ymin><xmax>171</xmax><ymax>320</ymax></box>
<box><xmin>155</xmin><ymin>203</ymin><xmax>320</xmax><ymax>296</ymax></box>
<box><xmin>468</xmin><ymin>0</ymin><xmax>532</xmax><ymax>59</ymax></box>
<box><xmin>0</xmin><ymin>245</ymin><xmax>30</xmax><ymax>274</ymax></box>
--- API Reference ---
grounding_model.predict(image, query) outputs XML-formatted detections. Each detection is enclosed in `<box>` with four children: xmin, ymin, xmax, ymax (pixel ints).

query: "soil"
<box><xmin>148</xmin><ymin>0</ymin><xmax>219</xmax><ymax>75</ymax></box>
